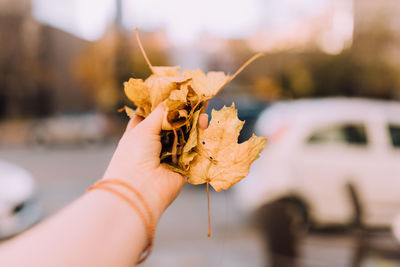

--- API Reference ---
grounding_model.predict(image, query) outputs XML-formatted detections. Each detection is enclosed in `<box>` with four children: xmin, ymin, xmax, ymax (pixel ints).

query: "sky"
<box><xmin>32</xmin><ymin>0</ymin><xmax>349</xmax><ymax>53</ymax></box>
<box><xmin>32</xmin><ymin>0</ymin><xmax>116</xmax><ymax>41</ymax></box>
<box><xmin>121</xmin><ymin>0</ymin><xmax>263</xmax><ymax>44</ymax></box>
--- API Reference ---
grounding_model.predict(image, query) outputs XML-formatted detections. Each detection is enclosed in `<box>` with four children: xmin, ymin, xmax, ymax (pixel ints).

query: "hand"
<box><xmin>102</xmin><ymin>104</ymin><xmax>208</xmax><ymax>221</ymax></box>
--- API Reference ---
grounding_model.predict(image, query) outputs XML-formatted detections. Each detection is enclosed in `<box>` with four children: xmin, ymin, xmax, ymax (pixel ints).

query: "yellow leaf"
<box><xmin>152</xmin><ymin>66</ymin><xmax>181</xmax><ymax>76</ymax></box>
<box><xmin>188</xmin><ymin>104</ymin><xmax>267</xmax><ymax>192</ymax></box>
<box><xmin>124</xmin><ymin>29</ymin><xmax>265</xmax><ymax>180</ymax></box>
<box><xmin>124</xmin><ymin>29</ymin><xmax>267</xmax><ymax>237</ymax></box>
<box><xmin>119</xmin><ymin>105</ymin><xmax>136</xmax><ymax>118</ymax></box>
<box><xmin>145</xmin><ymin>74</ymin><xmax>190</xmax><ymax>111</ymax></box>
<box><xmin>182</xmin><ymin>69</ymin><xmax>230</xmax><ymax>101</ymax></box>
<box><xmin>123</xmin><ymin>78</ymin><xmax>151</xmax><ymax>115</ymax></box>
<box><xmin>169</xmin><ymin>85</ymin><xmax>188</xmax><ymax>102</ymax></box>
<box><xmin>179</xmin><ymin>110</ymin><xmax>201</xmax><ymax>169</ymax></box>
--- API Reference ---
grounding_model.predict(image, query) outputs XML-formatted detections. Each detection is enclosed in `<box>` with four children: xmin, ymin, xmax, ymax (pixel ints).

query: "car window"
<box><xmin>307</xmin><ymin>124</ymin><xmax>368</xmax><ymax>146</ymax></box>
<box><xmin>388</xmin><ymin>125</ymin><xmax>400</xmax><ymax>148</ymax></box>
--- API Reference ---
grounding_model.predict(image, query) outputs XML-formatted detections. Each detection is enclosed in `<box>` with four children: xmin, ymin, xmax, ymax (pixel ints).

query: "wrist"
<box><xmin>101</xmin><ymin>174</ymin><xmax>164</xmax><ymax>222</ymax></box>
<box><xmin>85</xmin><ymin>187</ymin><xmax>151</xmax><ymax>263</ymax></box>
<box><xmin>89</xmin><ymin>177</ymin><xmax>160</xmax><ymax>263</ymax></box>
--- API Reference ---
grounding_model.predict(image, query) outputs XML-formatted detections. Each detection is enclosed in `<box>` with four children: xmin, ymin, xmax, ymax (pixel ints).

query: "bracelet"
<box><xmin>87</xmin><ymin>179</ymin><xmax>155</xmax><ymax>264</ymax></box>
<box><xmin>95</xmin><ymin>179</ymin><xmax>155</xmax><ymax>231</ymax></box>
<box><xmin>93</xmin><ymin>179</ymin><xmax>156</xmax><ymax>259</ymax></box>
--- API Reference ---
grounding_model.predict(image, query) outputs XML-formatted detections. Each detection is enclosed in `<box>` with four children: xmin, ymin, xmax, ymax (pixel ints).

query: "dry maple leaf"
<box><xmin>182</xmin><ymin>70</ymin><xmax>229</xmax><ymax>101</ymax></box>
<box><xmin>125</xmin><ymin>30</ymin><xmax>263</xmax><ymax>133</ymax></box>
<box><xmin>119</xmin><ymin>105</ymin><xmax>136</xmax><ymax>118</ymax></box>
<box><xmin>124</xmin><ymin>78</ymin><xmax>151</xmax><ymax>117</ymax></box>
<box><xmin>188</xmin><ymin>104</ymin><xmax>267</xmax><ymax>192</ymax></box>
<box><xmin>145</xmin><ymin>70</ymin><xmax>190</xmax><ymax>111</ymax></box>
<box><xmin>121</xmin><ymin>28</ymin><xmax>266</xmax><ymax>237</ymax></box>
<box><xmin>179</xmin><ymin>109</ymin><xmax>201</xmax><ymax>169</ymax></box>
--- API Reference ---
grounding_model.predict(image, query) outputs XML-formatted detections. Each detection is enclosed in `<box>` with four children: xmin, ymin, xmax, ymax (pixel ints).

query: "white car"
<box><xmin>235</xmin><ymin>98</ymin><xmax>400</xmax><ymax>228</ymax></box>
<box><xmin>0</xmin><ymin>160</ymin><xmax>41</xmax><ymax>239</ymax></box>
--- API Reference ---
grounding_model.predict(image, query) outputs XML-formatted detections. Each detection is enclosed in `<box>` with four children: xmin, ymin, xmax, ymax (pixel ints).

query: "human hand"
<box><xmin>102</xmin><ymin>104</ymin><xmax>208</xmax><ymax>221</ymax></box>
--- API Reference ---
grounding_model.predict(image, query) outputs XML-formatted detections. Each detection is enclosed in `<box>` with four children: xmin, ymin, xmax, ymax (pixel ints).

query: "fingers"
<box><xmin>138</xmin><ymin>104</ymin><xmax>165</xmax><ymax>134</ymax></box>
<box><xmin>198</xmin><ymin>113</ymin><xmax>208</xmax><ymax>129</ymax></box>
<box><xmin>125</xmin><ymin>115</ymin><xmax>143</xmax><ymax>132</ymax></box>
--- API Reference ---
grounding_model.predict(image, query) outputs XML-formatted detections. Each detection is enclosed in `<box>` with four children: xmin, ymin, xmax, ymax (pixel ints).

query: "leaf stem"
<box><xmin>216</xmin><ymin>52</ymin><xmax>264</xmax><ymax>94</ymax></box>
<box><xmin>229</xmin><ymin>52</ymin><xmax>264</xmax><ymax>82</ymax></box>
<box><xmin>135</xmin><ymin>27</ymin><xmax>155</xmax><ymax>73</ymax></box>
<box><xmin>207</xmin><ymin>181</ymin><xmax>211</xmax><ymax>238</ymax></box>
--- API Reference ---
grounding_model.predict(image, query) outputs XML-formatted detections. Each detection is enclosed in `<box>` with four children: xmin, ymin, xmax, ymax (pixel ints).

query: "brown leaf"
<box><xmin>187</xmin><ymin>104</ymin><xmax>267</xmax><ymax>192</ymax></box>
<box><xmin>161</xmin><ymin>86</ymin><xmax>189</xmax><ymax>130</ymax></box>
<box><xmin>179</xmin><ymin>110</ymin><xmax>201</xmax><ymax>169</ymax></box>
<box><xmin>162</xmin><ymin>107</ymin><xmax>188</xmax><ymax>130</ymax></box>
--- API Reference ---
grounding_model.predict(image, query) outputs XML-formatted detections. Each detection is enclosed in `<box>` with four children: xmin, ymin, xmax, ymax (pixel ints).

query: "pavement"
<box><xmin>1</xmin><ymin>144</ymin><xmax>399</xmax><ymax>267</ymax></box>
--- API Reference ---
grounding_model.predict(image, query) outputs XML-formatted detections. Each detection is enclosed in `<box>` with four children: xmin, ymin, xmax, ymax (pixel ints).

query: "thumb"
<box><xmin>124</xmin><ymin>114</ymin><xmax>143</xmax><ymax>133</ymax></box>
<box><xmin>139</xmin><ymin>104</ymin><xmax>165</xmax><ymax>134</ymax></box>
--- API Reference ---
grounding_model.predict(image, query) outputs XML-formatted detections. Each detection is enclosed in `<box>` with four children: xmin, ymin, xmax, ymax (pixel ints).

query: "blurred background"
<box><xmin>1</xmin><ymin>0</ymin><xmax>400</xmax><ymax>266</ymax></box>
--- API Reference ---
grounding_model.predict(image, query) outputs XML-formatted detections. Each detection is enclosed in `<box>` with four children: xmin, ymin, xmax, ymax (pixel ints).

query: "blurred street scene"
<box><xmin>2</xmin><ymin>0</ymin><xmax>400</xmax><ymax>266</ymax></box>
<box><xmin>2</xmin><ymin>145</ymin><xmax>400</xmax><ymax>267</ymax></box>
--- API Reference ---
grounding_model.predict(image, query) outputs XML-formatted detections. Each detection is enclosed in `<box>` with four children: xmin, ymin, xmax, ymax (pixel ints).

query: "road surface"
<box><xmin>1</xmin><ymin>144</ymin><xmax>399</xmax><ymax>267</ymax></box>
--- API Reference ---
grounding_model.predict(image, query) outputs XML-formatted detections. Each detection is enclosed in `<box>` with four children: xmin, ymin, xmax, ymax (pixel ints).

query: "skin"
<box><xmin>0</xmin><ymin>105</ymin><xmax>208</xmax><ymax>267</ymax></box>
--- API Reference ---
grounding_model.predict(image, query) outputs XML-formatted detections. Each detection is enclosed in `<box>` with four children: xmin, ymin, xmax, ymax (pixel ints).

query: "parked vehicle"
<box><xmin>235</xmin><ymin>98</ymin><xmax>400</xmax><ymax>229</ymax></box>
<box><xmin>30</xmin><ymin>112</ymin><xmax>109</xmax><ymax>146</ymax></box>
<box><xmin>0</xmin><ymin>160</ymin><xmax>41</xmax><ymax>239</ymax></box>
<box><xmin>392</xmin><ymin>214</ymin><xmax>400</xmax><ymax>242</ymax></box>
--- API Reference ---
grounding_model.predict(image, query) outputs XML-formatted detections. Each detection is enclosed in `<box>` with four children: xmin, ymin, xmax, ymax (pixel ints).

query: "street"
<box><xmin>1</xmin><ymin>144</ymin><xmax>399</xmax><ymax>267</ymax></box>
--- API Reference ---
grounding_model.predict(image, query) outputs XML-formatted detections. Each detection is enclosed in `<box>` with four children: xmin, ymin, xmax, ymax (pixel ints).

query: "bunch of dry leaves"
<box><xmin>121</xmin><ymin>29</ymin><xmax>267</xmax><ymax>236</ymax></box>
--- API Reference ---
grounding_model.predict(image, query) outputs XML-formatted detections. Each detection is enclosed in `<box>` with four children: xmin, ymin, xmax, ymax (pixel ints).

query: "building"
<box><xmin>0</xmin><ymin>0</ymin><xmax>91</xmax><ymax>119</ymax></box>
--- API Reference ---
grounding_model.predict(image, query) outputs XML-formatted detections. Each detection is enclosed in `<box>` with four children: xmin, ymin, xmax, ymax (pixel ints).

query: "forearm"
<box><xmin>0</xmin><ymin>188</ymin><xmax>153</xmax><ymax>267</ymax></box>
<box><xmin>0</xmin><ymin>106</ymin><xmax>189</xmax><ymax>267</ymax></box>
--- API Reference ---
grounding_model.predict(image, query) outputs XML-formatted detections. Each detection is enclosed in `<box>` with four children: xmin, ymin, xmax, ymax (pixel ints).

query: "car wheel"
<box><xmin>346</xmin><ymin>183</ymin><xmax>362</xmax><ymax>228</ymax></box>
<box><xmin>257</xmin><ymin>199</ymin><xmax>309</xmax><ymax>266</ymax></box>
